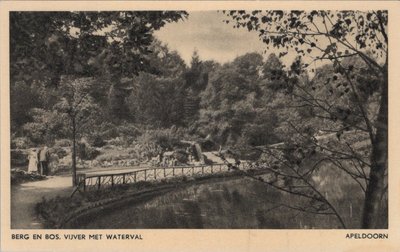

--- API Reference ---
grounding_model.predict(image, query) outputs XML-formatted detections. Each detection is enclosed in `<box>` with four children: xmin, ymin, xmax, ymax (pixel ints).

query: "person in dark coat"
<box><xmin>38</xmin><ymin>146</ymin><xmax>50</xmax><ymax>176</ymax></box>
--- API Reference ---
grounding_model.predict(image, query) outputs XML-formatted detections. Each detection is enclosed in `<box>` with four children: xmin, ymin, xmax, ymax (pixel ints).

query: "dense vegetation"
<box><xmin>11</xmin><ymin>11</ymin><xmax>387</xmax><ymax>228</ymax></box>
<box><xmin>13</xmin><ymin>41</ymin><xmax>376</xmax><ymax>151</ymax></box>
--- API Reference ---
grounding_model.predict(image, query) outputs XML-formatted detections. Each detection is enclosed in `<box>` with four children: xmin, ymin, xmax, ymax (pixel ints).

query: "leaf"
<box><xmin>261</xmin><ymin>16</ymin><xmax>269</xmax><ymax>23</ymax></box>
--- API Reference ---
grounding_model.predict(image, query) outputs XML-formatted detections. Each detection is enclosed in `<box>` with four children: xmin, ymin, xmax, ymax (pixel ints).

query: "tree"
<box><xmin>224</xmin><ymin>10</ymin><xmax>388</xmax><ymax>228</ymax></box>
<box><xmin>54</xmin><ymin>76</ymin><xmax>100</xmax><ymax>186</ymax></box>
<box><xmin>10</xmin><ymin>81</ymin><xmax>43</xmax><ymax>134</ymax></box>
<box><xmin>10</xmin><ymin>11</ymin><xmax>188</xmax><ymax>124</ymax></box>
<box><xmin>126</xmin><ymin>41</ymin><xmax>187</xmax><ymax>127</ymax></box>
<box><xmin>10</xmin><ymin>11</ymin><xmax>188</xmax><ymax>186</ymax></box>
<box><xmin>182</xmin><ymin>51</ymin><xmax>217</xmax><ymax>124</ymax></box>
<box><xmin>22</xmin><ymin>108</ymin><xmax>69</xmax><ymax>145</ymax></box>
<box><xmin>10</xmin><ymin>11</ymin><xmax>188</xmax><ymax>84</ymax></box>
<box><xmin>128</xmin><ymin>72</ymin><xmax>186</xmax><ymax>128</ymax></box>
<box><xmin>260</xmin><ymin>53</ymin><xmax>291</xmax><ymax>92</ymax></box>
<box><xmin>198</xmin><ymin>52</ymin><xmax>264</xmax><ymax>145</ymax></box>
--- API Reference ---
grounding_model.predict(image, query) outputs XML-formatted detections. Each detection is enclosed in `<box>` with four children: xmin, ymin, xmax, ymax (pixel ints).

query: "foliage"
<box><xmin>11</xmin><ymin>137</ymin><xmax>34</xmax><ymax>149</ymax></box>
<box><xmin>11</xmin><ymin>169</ymin><xmax>46</xmax><ymax>185</ymax></box>
<box><xmin>10</xmin><ymin>11</ymin><xmax>188</xmax><ymax>84</ymax></box>
<box><xmin>198</xmin><ymin>52</ymin><xmax>287</xmax><ymax>146</ymax></box>
<box><xmin>10</xmin><ymin>81</ymin><xmax>43</xmax><ymax>134</ymax></box>
<box><xmin>50</xmin><ymin>146</ymin><xmax>69</xmax><ymax>159</ymax></box>
<box><xmin>54</xmin><ymin>139</ymin><xmax>71</xmax><ymax>147</ymax></box>
<box><xmin>11</xmin><ymin>10</ymin><xmax>388</xmax><ymax>228</ymax></box>
<box><xmin>136</xmin><ymin>127</ymin><xmax>188</xmax><ymax>150</ymax></box>
<box><xmin>127</xmin><ymin>72</ymin><xmax>186</xmax><ymax>127</ymax></box>
<box><xmin>77</xmin><ymin>142</ymin><xmax>100</xmax><ymax>160</ymax></box>
<box><xmin>22</xmin><ymin>108</ymin><xmax>69</xmax><ymax>145</ymax></box>
<box><xmin>224</xmin><ymin>10</ymin><xmax>388</xmax><ymax>228</ymax></box>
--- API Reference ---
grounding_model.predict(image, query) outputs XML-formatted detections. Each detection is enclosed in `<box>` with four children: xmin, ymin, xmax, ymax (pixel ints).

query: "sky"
<box><xmin>154</xmin><ymin>11</ymin><xmax>290</xmax><ymax>66</ymax></box>
<box><xmin>153</xmin><ymin>11</ymin><xmax>381</xmax><ymax>70</ymax></box>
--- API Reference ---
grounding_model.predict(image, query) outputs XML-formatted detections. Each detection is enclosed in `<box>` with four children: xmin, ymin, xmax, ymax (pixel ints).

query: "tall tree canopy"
<box><xmin>10</xmin><ymin>11</ymin><xmax>188</xmax><ymax>132</ymax></box>
<box><xmin>10</xmin><ymin>11</ymin><xmax>188</xmax><ymax>186</ymax></box>
<box><xmin>224</xmin><ymin>10</ymin><xmax>388</xmax><ymax>228</ymax></box>
<box><xmin>10</xmin><ymin>11</ymin><xmax>188</xmax><ymax>83</ymax></box>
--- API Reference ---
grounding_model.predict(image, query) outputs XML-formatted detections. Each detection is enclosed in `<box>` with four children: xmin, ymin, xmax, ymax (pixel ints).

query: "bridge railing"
<box><xmin>77</xmin><ymin>162</ymin><xmax>254</xmax><ymax>192</ymax></box>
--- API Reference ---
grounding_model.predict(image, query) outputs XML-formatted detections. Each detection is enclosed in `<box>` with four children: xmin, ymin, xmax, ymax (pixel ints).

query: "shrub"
<box><xmin>48</xmin><ymin>154</ymin><xmax>60</xmax><ymax>174</ymax></box>
<box><xmin>137</xmin><ymin>127</ymin><xmax>188</xmax><ymax>150</ymax></box>
<box><xmin>97</xmin><ymin>123</ymin><xmax>141</xmax><ymax>144</ymax></box>
<box><xmin>89</xmin><ymin>134</ymin><xmax>106</xmax><ymax>147</ymax></box>
<box><xmin>50</xmin><ymin>147</ymin><xmax>69</xmax><ymax>159</ymax></box>
<box><xmin>107</xmin><ymin>137</ymin><xmax>128</xmax><ymax>147</ymax></box>
<box><xmin>11</xmin><ymin>149</ymin><xmax>29</xmax><ymax>166</ymax></box>
<box><xmin>11</xmin><ymin>137</ymin><xmax>33</xmax><ymax>149</ymax></box>
<box><xmin>54</xmin><ymin>139</ymin><xmax>71</xmax><ymax>148</ymax></box>
<box><xmin>77</xmin><ymin>142</ymin><xmax>100</xmax><ymax>160</ymax></box>
<box><xmin>11</xmin><ymin>169</ymin><xmax>46</xmax><ymax>185</ymax></box>
<box><xmin>173</xmin><ymin>149</ymin><xmax>188</xmax><ymax>163</ymax></box>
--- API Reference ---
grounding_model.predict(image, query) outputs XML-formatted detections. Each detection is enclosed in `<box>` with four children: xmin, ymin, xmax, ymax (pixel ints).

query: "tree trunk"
<box><xmin>72</xmin><ymin>116</ymin><xmax>77</xmax><ymax>187</ymax></box>
<box><xmin>362</xmin><ymin>69</ymin><xmax>388</xmax><ymax>229</ymax></box>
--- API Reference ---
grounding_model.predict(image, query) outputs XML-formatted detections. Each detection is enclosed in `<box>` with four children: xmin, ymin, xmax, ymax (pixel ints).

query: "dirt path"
<box><xmin>11</xmin><ymin>175</ymin><xmax>72</xmax><ymax>229</ymax></box>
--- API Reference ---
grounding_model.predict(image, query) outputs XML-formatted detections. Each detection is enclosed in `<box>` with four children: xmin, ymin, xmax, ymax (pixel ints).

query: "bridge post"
<box><xmin>123</xmin><ymin>174</ymin><xmax>125</xmax><ymax>184</ymax></box>
<box><xmin>134</xmin><ymin>172</ymin><xmax>137</xmax><ymax>183</ymax></box>
<box><xmin>164</xmin><ymin>168</ymin><xmax>166</xmax><ymax>178</ymax></box>
<box><xmin>144</xmin><ymin>170</ymin><xmax>147</xmax><ymax>181</ymax></box>
<box><xmin>97</xmin><ymin>176</ymin><xmax>101</xmax><ymax>190</ymax></box>
<box><xmin>173</xmin><ymin>167</ymin><xmax>175</xmax><ymax>176</ymax></box>
<box><xmin>192</xmin><ymin>166</ymin><xmax>194</xmax><ymax>176</ymax></box>
<box><xmin>211</xmin><ymin>165</ymin><xmax>213</xmax><ymax>174</ymax></box>
<box><xmin>154</xmin><ymin>169</ymin><xmax>157</xmax><ymax>180</ymax></box>
<box><xmin>111</xmin><ymin>175</ymin><xmax>114</xmax><ymax>187</ymax></box>
<box><xmin>83</xmin><ymin>176</ymin><xmax>86</xmax><ymax>192</ymax></box>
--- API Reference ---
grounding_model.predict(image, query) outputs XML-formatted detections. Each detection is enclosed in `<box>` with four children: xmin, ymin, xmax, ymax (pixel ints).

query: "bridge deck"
<box><xmin>76</xmin><ymin>163</ymin><xmax>253</xmax><ymax>191</ymax></box>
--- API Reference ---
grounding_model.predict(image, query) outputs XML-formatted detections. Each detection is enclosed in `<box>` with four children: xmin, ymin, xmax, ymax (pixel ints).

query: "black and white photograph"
<box><xmin>7</xmin><ymin>7</ymin><xmax>389</xmax><ymax>232</ymax></box>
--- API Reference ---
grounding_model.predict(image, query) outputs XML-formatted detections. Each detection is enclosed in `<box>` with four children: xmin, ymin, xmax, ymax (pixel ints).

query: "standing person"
<box><xmin>27</xmin><ymin>148</ymin><xmax>39</xmax><ymax>173</ymax></box>
<box><xmin>38</xmin><ymin>145</ymin><xmax>50</xmax><ymax>176</ymax></box>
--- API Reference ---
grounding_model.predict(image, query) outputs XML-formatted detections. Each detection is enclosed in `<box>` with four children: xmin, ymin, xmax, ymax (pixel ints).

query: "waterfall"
<box><xmin>193</xmin><ymin>143</ymin><xmax>205</xmax><ymax>164</ymax></box>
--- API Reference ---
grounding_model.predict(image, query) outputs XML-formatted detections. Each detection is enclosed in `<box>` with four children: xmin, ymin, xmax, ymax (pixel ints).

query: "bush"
<box><xmin>95</xmin><ymin>152</ymin><xmax>134</xmax><ymax>163</ymax></box>
<box><xmin>97</xmin><ymin>122</ymin><xmax>141</xmax><ymax>143</ymax></box>
<box><xmin>137</xmin><ymin>127</ymin><xmax>188</xmax><ymax>150</ymax></box>
<box><xmin>50</xmin><ymin>147</ymin><xmax>69</xmax><ymax>159</ymax></box>
<box><xmin>11</xmin><ymin>149</ymin><xmax>29</xmax><ymax>166</ymax></box>
<box><xmin>89</xmin><ymin>134</ymin><xmax>106</xmax><ymax>147</ymax></box>
<box><xmin>77</xmin><ymin>142</ymin><xmax>100</xmax><ymax>160</ymax></box>
<box><xmin>48</xmin><ymin>154</ymin><xmax>60</xmax><ymax>174</ymax></box>
<box><xmin>54</xmin><ymin>139</ymin><xmax>71</xmax><ymax>148</ymax></box>
<box><xmin>11</xmin><ymin>137</ymin><xmax>33</xmax><ymax>149</ymax></box>
<box><xmin>107</xmin><ymin>137</ymin><xmax>128</xmax><ymax>146</ymax></box>
<box><xmin>11</xmin><ymin>169</ymin><xmax>46</xmax><ymax>185</ymax></box>
<box><xmin>173</xmin><ymin>149</ymin><xmax>188</xmax><ymax>163</ymax></box>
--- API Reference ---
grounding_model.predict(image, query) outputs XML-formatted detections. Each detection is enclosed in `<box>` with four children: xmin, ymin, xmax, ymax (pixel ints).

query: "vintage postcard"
<box><xmin>1</xmin><ymin>1</ymin><xmax>399</xmax><ymax>251</ymax></box>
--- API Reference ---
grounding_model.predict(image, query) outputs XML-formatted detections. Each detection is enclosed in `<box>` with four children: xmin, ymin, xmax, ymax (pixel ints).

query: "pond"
<box><xmin>82</xmin><ymin>175</ymin><xmax>362</xmax><ymax>229</ymax></box>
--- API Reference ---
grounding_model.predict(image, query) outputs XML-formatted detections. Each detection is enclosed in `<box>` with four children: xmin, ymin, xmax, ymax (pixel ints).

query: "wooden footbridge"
<box><xmin>76</xmin><ymin>162</ymin><xmax>255</xmax><ymax>192</ymax></box>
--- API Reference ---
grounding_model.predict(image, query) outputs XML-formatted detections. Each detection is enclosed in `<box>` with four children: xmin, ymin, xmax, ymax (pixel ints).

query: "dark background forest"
<box><xmin>10</xmin><ymin>11</ymin><xmax>387</xmax><ymax>229</ymax></box>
